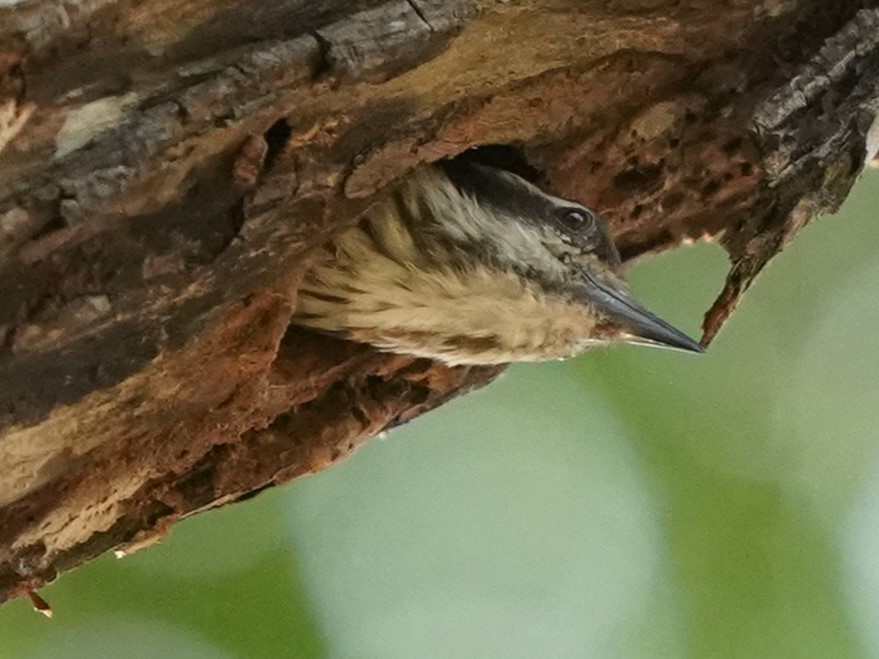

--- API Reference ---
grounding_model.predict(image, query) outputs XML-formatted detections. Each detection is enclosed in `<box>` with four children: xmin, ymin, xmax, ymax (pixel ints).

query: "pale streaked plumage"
<box><xmin>294</xmin><ymin>163</ymin><xmax>702</xmax><ymax>364</ymax></box>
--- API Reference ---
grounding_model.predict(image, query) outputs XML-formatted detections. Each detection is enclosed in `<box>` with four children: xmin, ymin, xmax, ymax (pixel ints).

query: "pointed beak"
<box><xmin>580</xmin><ymin>272</ymin><xmax>705</xmax><ymax>354</ymax></box>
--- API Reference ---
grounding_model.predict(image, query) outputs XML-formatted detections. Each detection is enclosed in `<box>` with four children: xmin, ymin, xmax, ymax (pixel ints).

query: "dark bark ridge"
<box><xmin>0</xmin><ymin>0</ymin><xmax>876</xmax><ymax>604</ymax></box>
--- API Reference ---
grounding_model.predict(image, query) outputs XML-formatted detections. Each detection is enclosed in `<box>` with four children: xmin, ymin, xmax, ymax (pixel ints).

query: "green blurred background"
<box><xmin>2</xmin><ymin>171</ymin><xmax>879</xmax><ymax>658</ymax></box>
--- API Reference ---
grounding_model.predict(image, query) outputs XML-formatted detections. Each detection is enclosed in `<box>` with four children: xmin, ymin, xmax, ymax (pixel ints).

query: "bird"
<box><xmin>293</xmin><ymin>160</ymin><xmax>704</xmax><ymax>365</ymax></box>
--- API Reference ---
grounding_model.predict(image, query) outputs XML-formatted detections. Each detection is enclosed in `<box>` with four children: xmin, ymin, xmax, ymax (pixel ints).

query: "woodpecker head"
<box><xmin>425</xmin><ymin>161</ymin><xmax>704</xmax><ymax>354</ymax></box>
<box><xmin>295</xmin><ymin>160</ymin><xmax>703</xmax><ymax>364</ymax></box>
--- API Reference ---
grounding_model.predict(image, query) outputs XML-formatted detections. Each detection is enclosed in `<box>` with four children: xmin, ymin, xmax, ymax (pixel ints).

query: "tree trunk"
<box><xmin>0</xmin><ymin>0</ymin><xmax>876</xmax><ymax>605</ymax></box>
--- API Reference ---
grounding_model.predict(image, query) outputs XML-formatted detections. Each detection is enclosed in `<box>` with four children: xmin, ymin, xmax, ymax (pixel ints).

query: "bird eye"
<box><xmin>557</xmin><ymin>208</ymin><xmax>595</xmax><ymax>233</ymax></box>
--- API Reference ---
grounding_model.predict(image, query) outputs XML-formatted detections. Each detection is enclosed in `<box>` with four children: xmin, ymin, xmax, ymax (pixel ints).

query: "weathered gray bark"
<box><xmin>0</xmin><ymin>0</ymin><xmax>877</xmax><ymax>605</ymax></box>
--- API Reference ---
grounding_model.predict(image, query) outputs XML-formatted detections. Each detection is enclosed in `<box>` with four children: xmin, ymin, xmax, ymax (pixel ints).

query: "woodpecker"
<box><xmin>293</xmin><ymin>161</ymin><xmax>703</xmax><ymax>365</ymax></box>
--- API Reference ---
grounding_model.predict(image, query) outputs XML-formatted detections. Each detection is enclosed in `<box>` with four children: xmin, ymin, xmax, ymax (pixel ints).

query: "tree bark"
<box><xmin>0</xmin><ymin>0</ymin><xmax>876</xmax><ymax>604</ymax></box>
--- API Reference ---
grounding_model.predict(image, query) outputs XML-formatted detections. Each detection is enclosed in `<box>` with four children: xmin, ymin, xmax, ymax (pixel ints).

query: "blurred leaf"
<box><xmin>284</xmin><ymin>363</ymin><xmax>669</xmax><ymax>658</ymax></box>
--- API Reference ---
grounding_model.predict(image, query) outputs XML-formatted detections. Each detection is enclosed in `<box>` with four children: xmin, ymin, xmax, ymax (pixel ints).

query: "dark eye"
<box><xmin>556</xmin><ymin>207</ymin><xmax>595</xmax><ymax>233</ymax></box>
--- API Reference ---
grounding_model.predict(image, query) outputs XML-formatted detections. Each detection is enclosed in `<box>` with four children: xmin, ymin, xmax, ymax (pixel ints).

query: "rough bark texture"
<box><xmin>0</xmin><ymin>0</ymin><xmax>877</xmax><ymax>604</ymax></box>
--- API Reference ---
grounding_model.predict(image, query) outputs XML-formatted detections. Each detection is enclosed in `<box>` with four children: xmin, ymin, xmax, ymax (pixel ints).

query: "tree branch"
<box><xmin>0</xmin><ymin>0</ymin><xmax>876</xmax><ymax>604</ymax></box>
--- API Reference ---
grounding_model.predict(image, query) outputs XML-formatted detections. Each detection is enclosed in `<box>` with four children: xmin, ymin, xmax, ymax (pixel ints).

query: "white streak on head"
<box><xmin>398</xmin><ymin>168</ymin><xmax>567</xmax><ymax>280</ymax></box>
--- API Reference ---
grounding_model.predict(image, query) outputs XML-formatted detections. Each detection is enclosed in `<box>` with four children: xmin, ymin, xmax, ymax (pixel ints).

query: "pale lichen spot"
<box><xmin>55</xmin><ymin>93</ymin><xmax>139</xmax><ymax>159</ymax></box>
